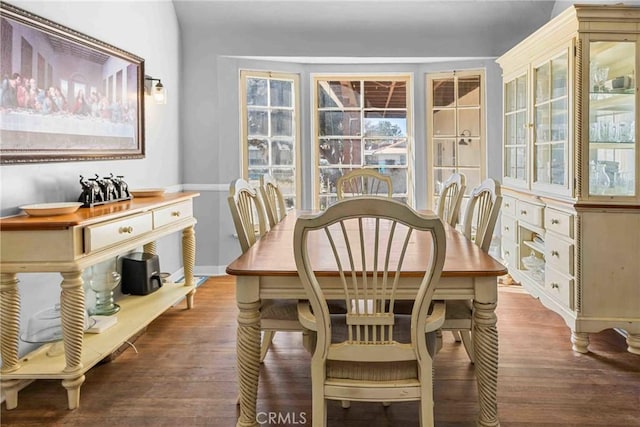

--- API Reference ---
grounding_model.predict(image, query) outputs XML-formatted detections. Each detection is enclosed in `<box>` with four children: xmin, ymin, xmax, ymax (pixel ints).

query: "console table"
<box><xmin>0</xmin><ymin>192</ymin><xmax>199</xmax><ymax>410</ymax></box>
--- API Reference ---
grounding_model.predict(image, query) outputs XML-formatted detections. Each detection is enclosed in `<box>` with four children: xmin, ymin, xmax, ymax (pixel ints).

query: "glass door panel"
<box><xmin>588</xmin><ymin>41</ymin><xmax>636</xmax><ymax>196</ymax></box>
<box><xmin>533</xmin><ymin>51</ymin><xmax>568</xmax><ymax>187</ymax></box>
<box><xmin>504</xmin><ymin>73</ymin><xmax>528</xmax><ymax>183</ymax></box>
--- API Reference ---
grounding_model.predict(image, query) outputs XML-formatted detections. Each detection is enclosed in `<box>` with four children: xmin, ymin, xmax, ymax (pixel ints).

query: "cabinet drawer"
<box><xmin>502</xmin><ymin>196</ymin><xmax>517</xmax><ymax>216</ymax></box>
<box><xmin>544</xmin><ymin>266</ymin><xmax>573</xmax><ymax>310</ymax></box>
<box><xmin>84</xmin><ymin>213</ymin><xmax>153</xmax><ymax>253</ymax></box>
<box><xmin>544</xmin><ymin>207</ymin><xmax>573</xmax><ymax>238</ymax></box>
<box><xmin>516</xmin><ymin>200</ymin><xmax>543</xmax><ymax>227</ymax></box>
<box><xmin>544</xmin><ymin>233</ymin><xmax>574</xmax><ymax>276</ymax></box>
<box><xmin>153</xmin><ymin>201</ymin><xmax>193</xmax><ymax>229</ymax></box>
<box><xmin>501</xmin><ymin>238</ymin><xmax>518</xmax><ymax>270</ymax></box>
<box><xmin>501</xmin><ymin>215</ymin><xmax>517</xmax><ymax>241</ymax></box>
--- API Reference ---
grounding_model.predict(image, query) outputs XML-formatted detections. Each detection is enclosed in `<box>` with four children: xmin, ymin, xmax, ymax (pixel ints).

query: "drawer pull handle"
<box><xmin>504</xmin><ymin>251</ymin><xmax>510</xmax><ymax>256</ymax></box>
<box><xmin>551</xmin><ymin>282</ymin><xmax>559</xmax><ymax>289</ymax></box>
<box><xmin>119</xmin><ymin>226</ymin><xmax>134</xmax><ymax>234</ymax></box>
<box><xmin>504</xmin><ymin>226</ymin><xmax>510</xmax><ymax>231</ymax></box>
<box><xmin>551</xmin><ymin>219</ymin><xmax>560</xmax><ymax>225</ymax></box>
<box><xmin>551</xmin><ymin>250</ymin><xmax>559</xmax><ymax>257</ymax></box>
<box><xmin>520</xmin><ymin>210</ymin><xmax>527</xmax><ymax>215</ymax></box>
<box><xmin>505</xmin><ymin>203</ymin><xmax>510</xmax><ymax>208</ymax></box>
<box><xmin>171</xmin><ymin>211</ymin><xmax>181</xmax><ymax>217</ymax></box>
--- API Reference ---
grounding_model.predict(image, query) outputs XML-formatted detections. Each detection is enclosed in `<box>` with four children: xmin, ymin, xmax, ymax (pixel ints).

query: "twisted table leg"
<box><xmin>473</xmin><ymin>299</ymin><xmax>500</xmax><ymax>427</ymax></box>
<box><xmin>236</xmin><ymin>276</ymin><xmax>261</xmax><ymax>427</ymax></box>
<box><xmin>1</xmin><ymin>273</ymin><xmax>21</xmax><ymax>409</ymax></box>
<box><xmin>182</xmin><ymin>225</ymin><xmax>196</xmax><ymax>308</ymax></box>
<box><xmin>59</xmin><ymin>271</ymin><xmax>86</xmax><ymax>409</ymax></box>
<box><xmin>143</xmin><ymin>241</ymin><xmax>157</xmax><ymax>255</ymax></box>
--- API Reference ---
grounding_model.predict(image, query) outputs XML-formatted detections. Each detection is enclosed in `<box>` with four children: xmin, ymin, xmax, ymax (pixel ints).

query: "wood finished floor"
<box><xmin>2</xmin><ymin>275</ymin><xmax>639</xmax><ymax>426</ymax></box>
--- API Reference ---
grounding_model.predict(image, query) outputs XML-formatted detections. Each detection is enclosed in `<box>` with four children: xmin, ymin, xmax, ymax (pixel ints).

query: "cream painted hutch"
<box><xmin>497</xmin><ymin>4</ymin><xmax>639</xmax><ymax>354</ymax></box>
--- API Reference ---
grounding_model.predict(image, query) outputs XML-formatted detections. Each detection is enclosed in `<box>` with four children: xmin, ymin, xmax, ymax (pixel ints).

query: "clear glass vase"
<box><xmin>88</xmin><ymin>266</ymin><xmax>121</xmax><ymax>316</ymax></box>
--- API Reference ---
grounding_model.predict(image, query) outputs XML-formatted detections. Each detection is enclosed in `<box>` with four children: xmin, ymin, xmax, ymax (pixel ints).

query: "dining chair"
<box><xmin>227</xmin><ymin>178</ymin><xmax>305</xmax><ymax>362</ymax></box>
<box><xmin>437</xmin><ymin>172</ymin><xmax>466</xmax><ymax>227</ymax></box>
<box><xmin>442</xmin><ymin>178</ymin><xmax>502</xmax><ymax>363</ymax></box>
<box><xmin>294</xmin><ymin>197</ymin><xmax>447</xmax><ymax>427</ymax></box>
<box><xmin>259</xmin><ymin>173</ymin><xmax>287</xmax><ymax>228</ymax></box>
<box><xmin>336</xmin><ymin>169</ymin><xmax>393</xmax><ymax>200</ymax></box>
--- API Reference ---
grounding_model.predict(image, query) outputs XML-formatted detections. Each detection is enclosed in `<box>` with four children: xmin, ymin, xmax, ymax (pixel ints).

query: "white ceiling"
<box><xmin>171</xmin><ymin>1</ymin><xmax>640</xmax><ymax>60</ymax></box>
<box><xmin>173</xmin><ymin>0</ymin><xmax>557</xmax><ymax>58</ymax></box>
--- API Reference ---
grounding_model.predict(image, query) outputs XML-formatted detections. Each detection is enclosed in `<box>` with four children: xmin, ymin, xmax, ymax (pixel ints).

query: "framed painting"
<box><xmin>0</xmin><ymin>2</ymin><xmax>145</xmax><ymax>164</ymax></box>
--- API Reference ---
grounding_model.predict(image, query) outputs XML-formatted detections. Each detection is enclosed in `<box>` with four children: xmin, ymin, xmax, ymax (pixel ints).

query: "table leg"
<box><xmin>59</xmin><ymin>271</ymin><xmax>86</xmax><ymax>409</ymax></box>
<box><xmin>182</xmin><ymin>226</ymin><xmax>196</xmax><ymax>308</ymax></box>
<box><xmin>236</xmin><ymin>277</ymin><xmax>261</xmax><ymax>427</ymax></box>
<box><xmin>1</xmin><ymin>273</ymin><xmax>21</xmax><ymax>409</ymax></box>
<box><xmin>473</xmin><ymin>277</ymin><xmax>500</xmax><ymax>427</ymax></box>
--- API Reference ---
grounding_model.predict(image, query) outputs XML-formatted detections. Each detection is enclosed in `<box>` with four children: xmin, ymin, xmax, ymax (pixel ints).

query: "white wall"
<box><xmin>0</xmin><ymin>1</ymin><xmax>181</xmax><ymax>357</ymax></box>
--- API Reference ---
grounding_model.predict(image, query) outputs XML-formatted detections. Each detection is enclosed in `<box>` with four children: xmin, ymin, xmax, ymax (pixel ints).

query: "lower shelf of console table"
<box><xmin>2</xmin><ymin>281</ymin><xmax>194</xmax><ymax>408</ymax></box>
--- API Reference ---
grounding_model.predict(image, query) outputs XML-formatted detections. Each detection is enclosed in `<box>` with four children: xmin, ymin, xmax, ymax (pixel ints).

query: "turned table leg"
<box><xmin>1</xmin><ymin>273</ymin><xmax>21</xmax><ymax>409</ymax></box>
<box><xmin>236</xmin><ymin>276</ymin><xmax>261</xmax><ymax>427</ymax></box>
<box><xmin>473</xmin><ymin>277</ymin><xmax>500</xmax><ymax>427</ymax></box>
<box><xmin>59</xmin><ymin>271</ymin><xmax>86</xmax><ymax>409</ymax></box>
<box><xmin>182</xmin><ymin>225</ymin><xmax>196</xmax><ymax>309</ymax></box>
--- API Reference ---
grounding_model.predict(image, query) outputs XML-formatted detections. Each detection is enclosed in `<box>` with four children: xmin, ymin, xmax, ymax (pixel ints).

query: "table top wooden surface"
<box><xmin>0</xmin><ymin>192</ymin><xmax>200</xmax><ymax>231</ymax></box>
<box><xmin>226</xmin><ymin>210</ymin><xmax>507</xmax><ymax>278</ymax></box>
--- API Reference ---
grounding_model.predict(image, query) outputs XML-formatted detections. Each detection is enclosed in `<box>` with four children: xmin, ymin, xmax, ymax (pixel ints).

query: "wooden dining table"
<box><xmin>226</xmin><ymin>210</ymin><xmax>507</xmax><ymax>427</ymax></box>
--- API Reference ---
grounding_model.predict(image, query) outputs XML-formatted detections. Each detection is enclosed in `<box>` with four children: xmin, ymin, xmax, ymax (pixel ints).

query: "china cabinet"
<box><xmin>0</xmin><ymin>192</ymin><xmax>199</xmax><ymax>409</ymax></box>
<box><xmin>497</xmin><ymin>4</ymin><xmax>640</xmax><ymax>354</ymax></box>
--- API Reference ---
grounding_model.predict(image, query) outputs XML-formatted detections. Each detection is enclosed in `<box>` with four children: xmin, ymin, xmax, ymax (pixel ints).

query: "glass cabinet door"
<box><xmin>504</xmin><ymin>73</ymin><xmax>528</xmax><ymax>184</ymax></box>
<box><xmin>533</xmin><ymin>51</ymin><xmax>569</xmax><ymax>189</ymax></box>
<box><xmin>588</xmin><ymin>41</ymin><xmax>636</xmax><ymax>197</ymax></box>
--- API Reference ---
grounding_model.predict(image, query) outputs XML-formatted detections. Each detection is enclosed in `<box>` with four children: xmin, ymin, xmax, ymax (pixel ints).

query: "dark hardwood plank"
<box><xmin>2</xmin><ymin>276</ymin><xmax>639</xmax><ymax>426</ymax></box>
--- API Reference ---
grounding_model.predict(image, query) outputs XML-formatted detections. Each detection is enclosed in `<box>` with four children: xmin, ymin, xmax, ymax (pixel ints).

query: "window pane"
<box><xmin>433</xmin><ymin>79</ymin><xmax>455</xmax><ymax>107</ymax></box>
<box><xmin>458</xmin><ymin>108</ymin><xmax>481</xmax><ymax>137</ymax></box>
<box><xmin>385</xmin><ymin>167</ymin><xmax>407</xmax><ymax>194</ymax></box>
<box><xmin>535</xmin><ymin>63</ymin><xmax>550</xmax><ymax>103</ymax></box>
<box><xmin>248</xmin><ymin>110</ymin><xmax>268</xmax><ymax>136</ymax></box>
<box><xmin>319</xmin><ymin>138</ymin><xmax>361</xmax><ymax>165</ymax></box>
<box><xmin>458</xmin><ymin>138</ymin><xmax>481</xmax><ymax>167</ymax></box>
<box><xmin>271</xmin><ymin>110</ymin><xmax>292</xmax><ymax>136</ymax></box>
<box><xmin>458</xmin><ymin>76</ymin><xmax>480</xmax><ymax>106</ymax></box>
<box><xmin>248</xmin><ymin>139</ymin><xmax>268</xmax><ymax>166</ymax></box>
<box><xmin>363</xmin><ymin>81</ymin><xmax>406</xmax><ymax>108</ymax></box>
<box><xmin>319</xmin><ymin>111</ymin><xmax>360</xmax><ymax>136</ymax></box>
<box><xmin>246</xmin><ymin>78</ymin><xmax>268</xmax><ymax>106</ymax></box>
<box><xmin>364</xmin><ymin>116</ymin><xmax>406</xmax><ymax>137</ymax></box>
<box><xmin>318</xmin><ymin>81</ymin><xmax>361</xmax><ymax>108</ymax></box>
<box><xmin>319</xmin><ymin>167</ymin><xmax>342</xmax><ymax>194</ymax></box>
<box><xmin>433</xmin><ymin>109</ymin><xmax>455</xmax><ymax>136</ymax></box>
<box><xmin>434</xmin><ymin>139</ymin><xmax>455</xmax><ymax>167</ymax></box>
<box><xmin>271</xmin><ymin>140</ymin><xmax>294</xmax><ymax>165</ymax></box>
<box><xmin>459</xmin><ymin>168</ymin><xmax>481</xmax><ymax>195</ymax></box>
<box><xmin>366</xmin><ymin>140</ymin><xmax>407</xmax><ymax>166</ymax></box>
<box><xmin>270</xmin><ymin>80</ymin><xmax>292</xmax><ymax>107</ymax></box>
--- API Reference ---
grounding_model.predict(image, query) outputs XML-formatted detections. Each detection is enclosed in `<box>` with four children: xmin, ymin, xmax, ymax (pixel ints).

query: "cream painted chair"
<box><xmin>336</xmin><ymin>169</ymin><xmax>393</xmax><ymax>200</ymax></box>
<box><xmin>437</xmin><ymin>172</ymin><xmax>466</xmax><ymax>227</ymax></box>
<box><xmin>294</xmin><ymin>197</ymin><xmax>447</xmax><ymax>427</ymax></box>
<box><xmin>442</xmin><ymin>178</ymin><xmax>502</xmax><ymax>363</ymax></box>
<box><xmin>259</xmin><ymin>173</ymin><xmax>287</xmax><ymax>228</ymax></box>
<box><xmin>228</xmin><ymin>178</ymin><xmax>305</xmax><ymax>362</ymax></box>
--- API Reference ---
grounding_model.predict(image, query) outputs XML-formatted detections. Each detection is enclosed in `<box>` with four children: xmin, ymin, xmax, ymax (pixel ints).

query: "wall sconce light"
<box><xmin>145</xmin><ymin>75</ymin><xmax>166</xmax><ymax>105</ymax></box>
